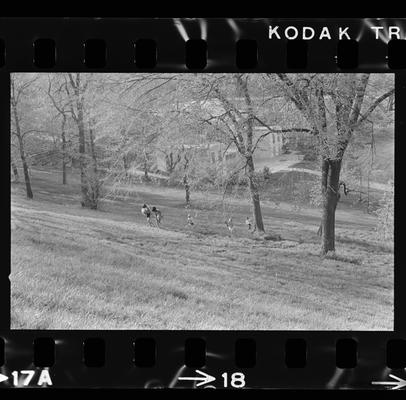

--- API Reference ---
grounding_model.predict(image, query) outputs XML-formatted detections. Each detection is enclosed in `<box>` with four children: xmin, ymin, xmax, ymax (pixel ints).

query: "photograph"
<box><xmin>10</xmin><ymin>72</ymin><xmax>394</xmax><ymax>330</ymax></box>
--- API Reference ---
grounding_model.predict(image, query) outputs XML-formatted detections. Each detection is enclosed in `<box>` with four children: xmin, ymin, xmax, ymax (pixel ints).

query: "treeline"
<box><xmin>11</xmin><ymin>73</ymin><xmax>394</xmax><ymax>254</ymax></box>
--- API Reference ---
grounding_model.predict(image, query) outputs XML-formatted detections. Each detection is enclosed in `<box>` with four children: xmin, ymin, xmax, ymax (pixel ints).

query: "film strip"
<box><xmin>1</xmin><ymin>17</ymin><xmax>405</xmax><ymax>390</ymax></box>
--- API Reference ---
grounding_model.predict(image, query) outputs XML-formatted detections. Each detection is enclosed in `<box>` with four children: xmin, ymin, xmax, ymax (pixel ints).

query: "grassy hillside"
<box><xmin>10</xmin><ymin>169</ymin><xmax>394</xmax><ymax>330</ymax></box>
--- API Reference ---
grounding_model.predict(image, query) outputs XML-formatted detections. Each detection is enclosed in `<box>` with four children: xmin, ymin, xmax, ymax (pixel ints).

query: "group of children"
<box><xmin>141</xmin><ymin>204</ymin><xmax>163</xmax><ymax>227</ymax></box>
<box><xmin>141</xmin><ymin>203</ymin><xmax>195</xmax><ymax>228</ymax></box>
<box><xmin>141</xmin><ymin>203</ymin><xmax>254</xmax><ymax>234</ymax></box>
<box><xmin>225</xmin><ymin>216</ymin><xmax>254</xmax><ymax>235</ymax></box>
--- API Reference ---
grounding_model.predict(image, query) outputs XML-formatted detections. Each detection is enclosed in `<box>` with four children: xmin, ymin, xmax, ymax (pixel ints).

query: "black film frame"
<box><xmin>0</xmin><ymin>17</ymin><xmax>405</xmax><ymax>389</ymax></box>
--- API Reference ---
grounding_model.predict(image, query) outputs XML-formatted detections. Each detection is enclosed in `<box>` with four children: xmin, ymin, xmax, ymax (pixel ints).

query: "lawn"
<box><xmin>10</xmin><ymin>169</ymin><xmax>394</xmax><ymax>330</ymax></box>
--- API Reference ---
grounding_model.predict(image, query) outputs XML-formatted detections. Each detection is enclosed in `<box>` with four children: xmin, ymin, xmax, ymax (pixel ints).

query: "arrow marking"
<box><xmin>0</xmin><ymin>373</ymin><xmax>8</xmax><ymax>383</ymax></box>
<box><xmin>372</xmin><ymin>374</ymin><xmax>406</xmax><ymax>390</ymax></box>
<box><xmin>178</xmin><ymin>369</ymin><xmax>216</xmax><ymax>387</ymax></box>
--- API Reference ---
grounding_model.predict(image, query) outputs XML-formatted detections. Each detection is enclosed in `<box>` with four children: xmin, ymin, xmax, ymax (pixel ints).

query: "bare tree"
<box><xmin>198</xmin><ymin>74</ymin><xmax>309</xmax><ymax>234</ymax></box>
<box><xmin>66</xmin><ymin>73</ymin><xmax>99</xmax><ymax>209</ymax></box>
<box><xmin>11</xmin><ymin>159</ymin><xmax>19</xmax><ymax>182</ymax></box>
<box><xmin>10</xmin><ymin>75</ymin><xmax>37</xmax><ymax>199</ymax></box>
<box><xmin>181</xmin><ymin>149</ymin><xmax>191</xmax><ymax>206</ymax></box>
<box><xmin>87</xmin><ymin>118</ymin><xmax>100</xmax><ymax>203</ymax></box>
<box><xmin>158</xmin><ymin>149</ymin><xmax>181</xmax><ymax>174</ymax></box>
<box><xmin>275</xmin><ymin>73</ymin><xmax>394</xmax><ymax>254</ymax></box>
<box><xmin>47</xmin><ymin>76</ymin><xmax>71</xmax><ymax>184</ymax></box>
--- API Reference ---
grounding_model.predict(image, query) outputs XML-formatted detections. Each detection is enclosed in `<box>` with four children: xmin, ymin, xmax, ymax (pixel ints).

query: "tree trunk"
<box><xmin>236</xmin><ymin>75</ymin><xmax>265</xmax><ymax>234</ymax></box>
<box><xmin>123</xmin><ymin>155</ymin><xmax>128</xmax><ymax>177</ymax></box>
<box><xmin>61</xmin><ymin>114</ymin><xmax>67</xmax><ymax>185</ymax></box>
<box><xmin>247</xmin><ymin>156</ymin><xmax>265</xmax><ymax>233</ymax></box>
<box><xmin>77</xmin><ymin>101</ymin><xmax>90</xmax><ymax>207</ymax></box>
<box><xmin>88</xmin><ymin>124</ymin><xmax>99</xmax><ymax>208</ymax></box>
<box><xmin>165</xmin><ymin>153</ymin><xmax>172</xmax><ymax>173</ymax></box>
<box><xmin>11</xmin><ymin>101</ymin><xmax>33</xmax><ymax>199</ymax></box>
<box><xmin>166</xmin><ymin>152</ymin><xmax>180</xmax><ymax>174</ymax></box>
<box><xmin>320</xmin><ymin>158</ymin><xmax>341</xmax><ymax>254</ymax></box>
<box><xmin>17</xmin><ymin>135</ymin><xmax>33</xmax><ymax>199</ymax></box>
<box><xmin>68</xmin><ymin>73</ymin><xmax>95</xmax><ymax>209</ymax></box>
<box><xmin>18</xmin><ymin>144</ymin><xmax>33</xmax><ymax>198</ymax></box>
<box><xmin>367</xmin><ymin>173</ymin><xmax>371</xmax><ymax>213</ymax></box>
<box><xmin>182</xmin><ymin>152</ymin><xmax>191</xmax><ymax>206</ymax></box>
<box><xmin>359</xmin><ymin>173</ymin><xmax>362</xmax><ymax>202</ymax></box>
<box><xmin>77</xmin><ymin>100</ymin><xmax>96</xmax><ymax>208</ymax></box>
<box><xmin>143</xmin><ymin>149</ymin><xmax>150</xmax><ymax>181</ymax></box>
<box><xmin>11</xmin><ymin>160</ymin><xmax>19</xmax><ymax>182</ymax></box>
<box><xmin>183</xmin><ymin>175</ymin><xmax>190</xmax><ymax>206</ymax></box>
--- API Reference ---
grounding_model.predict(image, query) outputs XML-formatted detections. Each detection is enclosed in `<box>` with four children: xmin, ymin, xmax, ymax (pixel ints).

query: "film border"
<box><xmin>0</xmin><ymin>17</ymin><xmax>404</xmax><ymax>389</ymax></box>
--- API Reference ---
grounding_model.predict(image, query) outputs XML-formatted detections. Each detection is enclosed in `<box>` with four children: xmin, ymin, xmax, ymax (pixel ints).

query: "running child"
<box><xmin>151</xmin><ymin>206</ymin><xmax>163</xmax><ymax>227</ymax></box>
<box><xmin>141</xmin><ymin>204</ymin><xmax>152</xmax><ymax>226</ymax></box>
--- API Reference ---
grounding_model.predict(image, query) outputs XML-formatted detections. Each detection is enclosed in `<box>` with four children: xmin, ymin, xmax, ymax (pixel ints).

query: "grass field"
<box><xmin>10</xmin><ymin>169</ymin><xmax>394</xmax><ymax>330</ymax></box>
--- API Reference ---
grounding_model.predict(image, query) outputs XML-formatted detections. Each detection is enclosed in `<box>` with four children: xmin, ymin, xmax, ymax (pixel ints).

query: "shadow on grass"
<box><xmin>336</xmin><ymin>235</ymin><xmax>393</xmax><ymax>254</ymax></box>
<box><xmin>323</xmin><ymin>251</ymin><xmax>362</xmax><ymax>265</ymax></box>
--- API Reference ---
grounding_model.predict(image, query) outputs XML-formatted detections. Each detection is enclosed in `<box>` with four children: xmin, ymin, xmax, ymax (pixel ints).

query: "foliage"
<box><xmin>10</xmin><ymin>72</ymin><xmax>394</xmax><ymax>245</ymax></box>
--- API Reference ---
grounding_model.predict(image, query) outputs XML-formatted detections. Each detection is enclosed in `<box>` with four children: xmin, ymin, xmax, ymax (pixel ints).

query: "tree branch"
<box><xmin>355</xmin><ymin>87</ymin><xmax>395</xmax><ymax>127</ymax></box>
<box><xmin>47</xmin><ymin>78</ymin><xmax>67</xmax><ymax>116</ymax></box>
